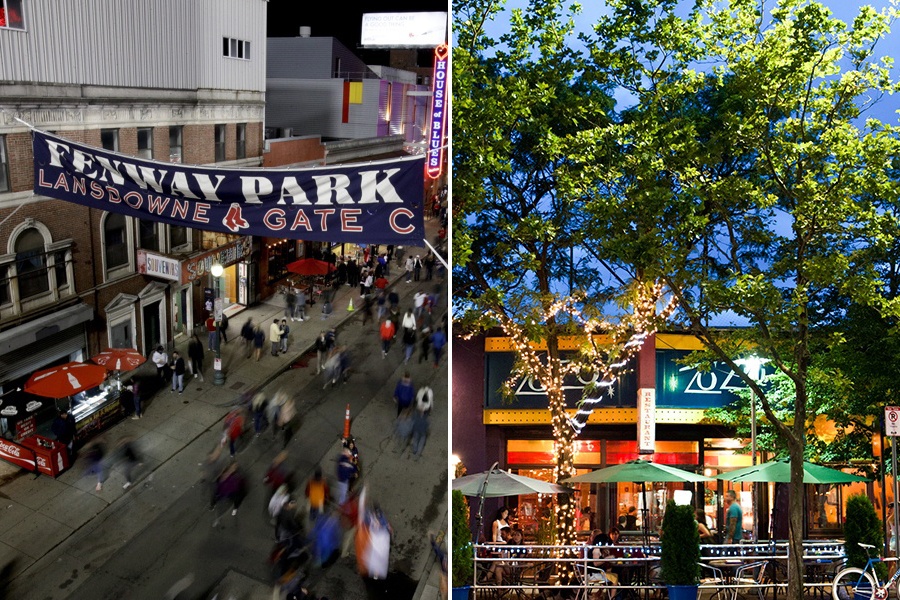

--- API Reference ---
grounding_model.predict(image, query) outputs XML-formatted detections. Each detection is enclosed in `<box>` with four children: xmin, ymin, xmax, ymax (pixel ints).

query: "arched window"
<box><xmin>104</xmin><ymin>213</ymin><xmax>129</xmax><ymax>270</ymax></box>
<box><xmin>15</xmin><ymin>228</ymin><xmax>49</xmax><ymax>299</ymax></box>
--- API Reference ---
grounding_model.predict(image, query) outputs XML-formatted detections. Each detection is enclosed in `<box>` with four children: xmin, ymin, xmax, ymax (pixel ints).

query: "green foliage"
<box><xmin>452</xmin><ymin>490</ymin><xmax>474</xmax><ymax>587</ymax></box>
<box><xmin>844</xmin><ymin>494</ymin><xmax>887</xmax><ymax>580</ymax></box>
<box><xmin>660</xmin><ymin>501</ymin><xmax>701</xmax><ymax>586</ymax></box>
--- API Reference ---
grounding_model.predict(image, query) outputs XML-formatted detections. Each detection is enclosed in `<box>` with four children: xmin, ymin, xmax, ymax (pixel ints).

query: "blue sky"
<box><xmin>475</xmin><ymin>0</ymin><xmax>900</xmax><ymax>125</ymax></box>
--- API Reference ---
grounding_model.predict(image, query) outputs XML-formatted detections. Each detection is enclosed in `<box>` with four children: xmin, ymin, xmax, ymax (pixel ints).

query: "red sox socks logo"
<box><xmin>223</xmin><ymin>203</ymin><xmax>250</xmax><ymax>233</ymax></box>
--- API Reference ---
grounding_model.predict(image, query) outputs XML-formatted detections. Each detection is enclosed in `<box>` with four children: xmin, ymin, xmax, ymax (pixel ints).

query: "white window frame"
<box><xmin>0</xmin><ymin>0</ymin><xmax>25</xmax><ymax>30</ymax></box>
<box><xmin>136</xmin><ymin>218</ymin><xmax>164</xmax><ymax>252</ymax></box>
<box><xmin>101</xmin><ymin>212</ymin><xmax>135</xmax><ymax>281</ymax></box>
<box><xmin>105</xmin><ymin>293</ymin><xmax>138</xmax><ymax>350</ymax></box>
<box><xmin>167</xmin><ymin>224</ymin><xmax>192</xmax><ymax>253</ymax></box>
<box><xmin>3</xmin><ymin>221</ymin><xmax>74</xmax><ymax>314</ymax></box>
<box><xmin>223</xmin><ymin>37</ymin><xmax>251</xmax><ymax>60</ymax></box>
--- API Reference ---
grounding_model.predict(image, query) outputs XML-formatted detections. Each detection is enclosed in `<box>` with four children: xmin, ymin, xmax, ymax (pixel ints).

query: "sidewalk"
<box><xmin>0</xmin><ymin>222</ymin><xmax>448</xmax><ymax>599</ymax></box>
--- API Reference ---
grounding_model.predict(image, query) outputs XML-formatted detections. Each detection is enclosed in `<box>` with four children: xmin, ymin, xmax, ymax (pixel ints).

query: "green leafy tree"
<box><xmin>660</xmin><ymin>501</ymin><xmax>701</xmax><ymax>586</ymax></box>
<box><xmin>452</xmin><ymin>490</ymin><xmax>475</xmax><ymax>587</ymax></box>
<box><xmin>577</xmin><ymin>2</ymin><xmax>900</xmax><ymax>598</ymax></box>
<box><xmin>453</xmin><ymin>0</ymin><xmax>675</xmax><ymax>550</ymax></box>
<box><xmin>844</xmin><ymin>494</ymin><xmax>886</xmax><ymax>580</ymax></box>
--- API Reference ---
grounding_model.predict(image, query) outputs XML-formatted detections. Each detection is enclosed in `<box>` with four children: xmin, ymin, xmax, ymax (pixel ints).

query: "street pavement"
<box><xmin>0</xmin><ymin>230</ymin><xmax>448</xmax><ymax>599</ymax></box>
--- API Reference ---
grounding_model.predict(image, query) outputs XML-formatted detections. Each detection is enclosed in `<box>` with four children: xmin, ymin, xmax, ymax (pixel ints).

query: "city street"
<box><xmin>0</xmin><ymin>242</ymin><xmax>448</xmax><ymax>600</ymax></box>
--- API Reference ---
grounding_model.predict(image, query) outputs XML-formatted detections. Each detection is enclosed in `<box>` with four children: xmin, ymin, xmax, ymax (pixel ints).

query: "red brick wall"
<box><xmin>262</xmin><ymin>137</ymin><xmax>326</xmax><ymax>167</ymax></box>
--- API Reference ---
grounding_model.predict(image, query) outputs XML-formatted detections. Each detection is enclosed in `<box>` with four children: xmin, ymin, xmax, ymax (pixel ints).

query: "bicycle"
<box><xmin>832</xmin><ymin>543</ymin><xmax>900</xmax><ymax>600</ymax></box>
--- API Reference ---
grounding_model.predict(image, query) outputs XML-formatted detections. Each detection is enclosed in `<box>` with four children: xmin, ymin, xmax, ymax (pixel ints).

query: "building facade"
<box><xmin>0</xmin><ymin>0</ymin><xmax>267</xmax><ymax>436</ymax></box>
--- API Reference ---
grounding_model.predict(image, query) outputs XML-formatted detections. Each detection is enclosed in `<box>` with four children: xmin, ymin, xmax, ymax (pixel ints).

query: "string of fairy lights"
<box><xmin>478</xmin><ymin>280</ymin><xmax>676</xmax><ymax>564</ymax></box>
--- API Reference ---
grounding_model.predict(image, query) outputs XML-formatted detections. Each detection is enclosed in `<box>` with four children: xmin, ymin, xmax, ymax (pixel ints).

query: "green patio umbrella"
<box><xmin>716</xmin><ymin>458</ymin><xmax>869</xmax><ymax>484</ymax></box>
<box><xmin>563</xmin><ymin>459</ymin><xmax>713</xmax><ymax>545</ymax></box>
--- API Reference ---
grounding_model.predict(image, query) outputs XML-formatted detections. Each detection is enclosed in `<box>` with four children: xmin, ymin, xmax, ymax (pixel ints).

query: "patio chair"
<box><xmin>734</xmin><ymin>560</ymin><xmax>769</xmax><ymax>600</ymax></box>
<box><xmin>699</xmin><ymin>562</ymin><xmax>727</xmax><ymax>600</ymax></box>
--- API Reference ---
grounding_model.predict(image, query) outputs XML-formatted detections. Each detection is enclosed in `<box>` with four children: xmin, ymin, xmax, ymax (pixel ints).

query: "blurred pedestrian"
<box><xmin>205</xmin><ymin>316</ymin><xmax>217</xmax><ymax>351</ymax></box>
<box><xmin>223</xmin><ymin>408</ymin><xmax>244</xmax><ymax>457</ymax></box>
<box><xmin>203</xmin><ymin>443</ymin><xmax>228</xmax><ymax>510</ymax></box>
<box><xmin>310</xmin><ymin>508</ymin><xmax>342</xmax><ymax>567</ymax></box>
<box><xmin>363</xmin><ymin>505</ymin><xmax>392</xmax><ymax>580</ymax></box>
<box><xmin>278</xmin><ymin>393</ymin><xmax>297</xmax><ymax>448</ymax></box>
<box><xmin>410</xmin><ymin>408</ymin><xmax>430</xmax><ymax>459</ymax></box>
<box><xmin>187</xmin><ymin>333</ymin><xmax>204</xmax><ymax>381</ymax></box>
<box><xmin>215</xmin><ymin>461</ymin><xmax>248</xmax><ymax>518</ymax></box>
<box><xmin>253</xmin><ymin>325</ymin><xmax>265</xmax><ymax>361</ymax></box>
<box><xmin>241</xmin><ymin>317</ymin><xmax>255</xmax><ymax>353</ymax></box>
<box><xmin>431</xmin><ymin>326</ymin><xmax>446</xmax><ymax>367</ymax></box>
<box><xmin>218</xmin><ymin>312</ymin><xmax>229</xmax><ymax>344</ymax></box>
<box><xmin>392</xmin><ymin>372</ymin><xmax>415</xmax><ymax>417</ymax></box>
<box><xmin>335</xmin><ymin>447</ymin><xmax>358</xmax><ymax>506</ymax></box>
<box><xmin>265</xmin><ymin>451</ymin><xmax>294</xmax><ymax>500</ymax></box>
<box><xmin>131</xmin><ymin>380</ymin><xmax>142</xmax><ymax>419</ymax></box>
<box><xmin>84</xmin><ymin>439</ymin><xmax>107</xmax><ymax>491</ymax></box>
<box><xmin>402</xmin><ymin>324</ymin><xmax>417</xmax><ymax>364</ymax></box>
<box><xmin>305</xmin><ymin>467</ymin><xmax>329</xmax><ymax>522</ymax></box>
<box><xmin>251</xmin><ymin>391</ymin><xmax>268</xmax><ymax>435</ymax></box>
<box><xmin>295</xmin><ymin>287</ymin><xmax>307</xmax><ymax>321</ymax></box>
<box><xmin>404</xmin><ymin>256</ymin><xmax>414</xmax><ymax>283</ymax></box>
<box><xmin>118</xmin><ymin>436</ymin><xmax>141</xmax><ymax>489</ymax></box>
<box><xmin>416</xmin><ymin>385</ymin><xmax>434</xmax><ymax>416</ymax></box>
<box><xmin>393</xmin><ymin>406</ymin><xmax>414</xmax><ymax>453</ymax></box>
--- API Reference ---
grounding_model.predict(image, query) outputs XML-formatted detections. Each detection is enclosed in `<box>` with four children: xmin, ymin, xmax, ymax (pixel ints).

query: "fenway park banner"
<box><xmin>32</xmin><ymin>130</ymin><xmax>425</xmax><ymax>245</ymax></box>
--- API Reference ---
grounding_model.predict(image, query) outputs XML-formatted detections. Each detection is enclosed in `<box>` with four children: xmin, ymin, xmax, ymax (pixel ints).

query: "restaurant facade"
<box><xmin>452</xmin><ymin>331</ymin><xmax>879</xmax><ymax>542</ymax></box>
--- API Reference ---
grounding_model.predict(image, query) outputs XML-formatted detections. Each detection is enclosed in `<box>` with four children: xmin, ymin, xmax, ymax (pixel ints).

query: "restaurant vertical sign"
<box><xmin>638</xmin><ymin>388</ymin><xmax>656</xmax><ymax>453</ymax></box>
<box><xmin>426</xmin><ymin>44</ymin><xmax>448</xmax><ymax>180</ymax></box>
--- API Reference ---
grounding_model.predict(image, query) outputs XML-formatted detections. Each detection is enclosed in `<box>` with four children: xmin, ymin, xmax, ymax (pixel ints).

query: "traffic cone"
<box><xmin>343</xmin><ymin>403</ymin><xmax>351</xmax><ymax>438</ymax></box>
<box><xmin>348</xmin><ymin>298</ymin><xmax>355</xmax><ymax>312</ymax></box>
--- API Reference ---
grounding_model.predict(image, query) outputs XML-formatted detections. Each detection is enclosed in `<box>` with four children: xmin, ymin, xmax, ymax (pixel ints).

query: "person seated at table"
<box><xmin>482</xmin><ymin>527</ymin><xmax>512</xmax><ymax>584</ymax></box>
<box><xmin>591</xmin><ymin>528</ymin><xmax>610</xmax><ymax>546</ymax></box>
<box><xmin>499</xmin><ymin>528</ymin><xmax>529</xmax><ymax>584</ymax></box>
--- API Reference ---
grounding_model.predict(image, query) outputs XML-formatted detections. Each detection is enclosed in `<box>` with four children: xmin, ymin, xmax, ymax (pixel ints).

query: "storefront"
<box><xmin>453</xmin><ymin>332</ymin><xmax>879</xmax><ymax>541</ymax></box>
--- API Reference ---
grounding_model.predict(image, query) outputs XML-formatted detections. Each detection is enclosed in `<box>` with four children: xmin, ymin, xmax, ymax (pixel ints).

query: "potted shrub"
<box><xmin>452</xmin><ymin>489</ymin><xmax>474</xmax><ymax>600</ymax></box>
<box><xmin>660</xmin><ymin>500</ymin><xmax>701</xmax><ymax>600</ymax></box>
<box><xmin>844</xmin><ymin>494</ymin><xmax>886</xmax><ymax>580</ymax></box>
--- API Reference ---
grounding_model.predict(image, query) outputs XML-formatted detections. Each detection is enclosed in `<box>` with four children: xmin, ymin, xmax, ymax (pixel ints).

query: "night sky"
<box><xmin>266</xmin><ymin>0</ymin><xmax>448</xmax><ymax>66</ymax></box>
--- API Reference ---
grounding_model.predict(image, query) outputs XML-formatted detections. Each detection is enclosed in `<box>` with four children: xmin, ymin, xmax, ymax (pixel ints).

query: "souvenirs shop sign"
<box><xmin>32</xmin><ymin>130</ymin><xmax>425</xmax><ymax>245</ymax></box>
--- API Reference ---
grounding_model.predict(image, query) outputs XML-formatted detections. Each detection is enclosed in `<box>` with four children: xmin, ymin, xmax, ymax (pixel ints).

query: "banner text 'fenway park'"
<box><xmin>32</xmin><ymin>130</ymin><xmax>425</xmax><ymax>245</ymax></box>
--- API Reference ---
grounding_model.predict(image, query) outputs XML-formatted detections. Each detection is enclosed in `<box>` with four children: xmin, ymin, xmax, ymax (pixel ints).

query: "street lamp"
<box><xmin>211</xmin><ymin>263</ymin><xmax>225</xmax><ymax>386</ymax></box>
<box><xmin>740</xmin><ymin>355</ymin><xmax>767</xmax><ymax>541</ymax></box>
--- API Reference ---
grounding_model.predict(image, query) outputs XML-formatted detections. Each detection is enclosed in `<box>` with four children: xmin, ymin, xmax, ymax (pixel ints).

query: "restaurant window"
<box><xmin>137</xmin><ymin>127</ymin><xmax>153</xmax><ymax>159</ymax></box>
<box><xmin>169</xmin><ymin>126</ymin><xmax>183</xmax><ymax>163</ymax></box>
<box><xmin>214</xmin><ymin>124</ymin><xmax>226</xmax><ymax>162</ymax></box>
<box><xmin>15</xmin><ymin>227</ymin><xmax>49</xmax><ymax>299</ymax></box>
<box><xmin>266</xmin><ymin>239</ymin><xmax>296</xmax><ymax>285</ymax></box>
<box><xmin>103</xmin><ymin>213</ymin><xmax>130</xmax><ymax>272</ymax></box>
<box><xmin>138</xmin><ymin>219</ymin><xmax>160</xmax><ymax>252</ymax></box>
<box><xmin>0</xmin><ymin>0</ymin><xmax>24</xmax><ymax>30</ymax></box>
<box><xmin>100</xmin><ymin>129</ymin><xmax>119</xmax><ymax>152</ymax></box>
<box><xmin>236</xmin><ymin>123</ymin><xmax>246</xmax><ymax>159</ymax></box>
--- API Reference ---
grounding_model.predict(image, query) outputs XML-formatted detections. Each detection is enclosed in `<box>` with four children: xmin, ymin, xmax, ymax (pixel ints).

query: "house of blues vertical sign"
<box><xmin>638</xmin><ymin>388</ymin><xmax>656</xmax><ymax>453</ymax></box>
<box><xmin>426</xmin><ymin>44</ymin><xmax>448</xmax><ymax>180</ymax></box>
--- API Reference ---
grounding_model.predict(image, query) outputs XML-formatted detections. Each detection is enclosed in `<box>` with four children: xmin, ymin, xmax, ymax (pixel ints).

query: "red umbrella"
<box><xmin>24</xmin><ymin>362</ymin><xmax>108</xmax><ymax>398</ymax></box>
<box><xmin>286</xmin><ymin>258</ymin><xmax>335</xmax><ymax>277</ymax></box>
<box><xmin>91</xmin><ymin>348</ymin><xmax>147</xmax><ymax>372</ymax></box>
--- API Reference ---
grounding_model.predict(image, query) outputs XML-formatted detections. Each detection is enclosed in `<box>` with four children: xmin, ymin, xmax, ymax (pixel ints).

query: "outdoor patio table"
<box><xmin>707</xmin><ymin>558</ymin><xmax>745</xmax><ymax>600</ymax></box>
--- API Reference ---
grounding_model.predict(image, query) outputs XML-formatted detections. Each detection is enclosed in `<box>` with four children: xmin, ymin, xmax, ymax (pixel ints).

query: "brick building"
<box><xmin>0</xmin><ymin>0</ymin><xmax>267</xmax><ymax>437</ymax></box>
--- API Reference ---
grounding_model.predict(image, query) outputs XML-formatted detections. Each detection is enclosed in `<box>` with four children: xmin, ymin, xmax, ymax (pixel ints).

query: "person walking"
<box><xmin>269</xmin><ymin>319</ymin><xmax>284</xmax><ymax>356</ymax></box>
<box><xmin>379</xmin><ymin>319</ymin><xmax>396</xmax><ymax>358</ymax></box>
<box><xmin>335</xmin><ymin>447</ymin><xmax>358</xmax><ymax>506</ymax></box>
<box><xmin>402</xmin><ymin>324</ymin><xmax>417</xmax><ymax>364</ymax></box>
<box><xmin>413</xmin><ymin>254</ymin><xmax>423</xmax><ymax>281</ymax></box>
<box><xmin>118</xmin><ymin>436</ymin><xmax>141</xmax><ymax>489</ymax></box>
<box><xmin>393</xmin><ymin>372</ymin><xmax>415</xmax><ymax>417</ymax></box>
<box><xmin>285</xmin><ymin>287</ymin><xmax>296</xmax><ymax>320</ymax></box>
<box><xmin>223</xmin><ymin>407</ymin><xmax>244</xmax><ymax>457</ymax></box>
<box><xmin>240</xmin><ymin>317</ymin><xmax>255</xmax><ymax>355</ymax></box>
<box><xmin>187</xmin><ymin>333</ymin><xmax>205</xmax><ymax>381</ymax></box>
<box><xmin>215</xmin><ymin>461</ymin><xmax>248</xmax><ymax>519</ymax></box>
<box><xmin>277</xmin><ymin>391</ymin><xmax>297</xmax><ymax>448</ymax></box>
<box><xmin>305</xmin><ymin>467</ymin><xmax>330</xmax><ymax>522</ymax></box>
<box><xmin>410</xmin><ymin>407</ymin><xmax>430</xmax><ymax>459</ymax></box>
<box><xmin>280</xmin><ymin>318</ymin><xmax>290</xmax><ymax>354</ymax></box>
<box><xmin>404</xmin><ymin>256</ymin><xmax>414</xmax><ymax>283</ymax></box>
<box><xmin>431</xmin><ymin>326</ymin><xmax>447</xmax><ymax>367</ymax></box>
<box><xmin>314</xmin><ymin>331</ymin><xmax>328</xmax><ymax>374</ymax></box>
<box><xmin>416</xmin><ymin>385</ymin><xmax>434</xmax><ymax>416</ymax></box>
<box><xmin>151</xmin><ymin>345</ymin><xmax>169</xmax><ymax>382</ymax></box>
<box><xmin>253</xmin><ymin>325</ymin><xmax>265</xmax><ymax>361</ymax></box>
<box><xmin>295</xmin><ymin>287</ymin><xmax>307</xmax><ymax>321</ymax></box>
<box><xmin>218</xmin><ymin>312</ymin><xmax>229</xmax><ymax>344</ymax></box>
<box><xmin>393</xmin><ymin>406</ymin><xmax>414</xmax><ymax>453</ymax></box>
<box><xmin>170</xmin><ymin>351</ymin><xmax>186</xmax><ymax>394</ymax></box>
<box><xmin>419</xmin><ymin>329</ymin><xmax>433</xmax><ymax>364</ymax></box>
<box><xmin>84</xmin><ymin>439</ymin><xmax>107</xmax><ymax>491</ymax></box>
<box><xmin>251</xmin><ymin>391</ymin><xmax>268</xmax><ymax>435</ymax></box>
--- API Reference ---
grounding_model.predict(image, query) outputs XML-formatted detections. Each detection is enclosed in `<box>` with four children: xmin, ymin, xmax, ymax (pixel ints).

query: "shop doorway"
<box><xmin>142</xmin><ymin>300</ymin><xmax>161</xmax><ymax>351</ymax></box>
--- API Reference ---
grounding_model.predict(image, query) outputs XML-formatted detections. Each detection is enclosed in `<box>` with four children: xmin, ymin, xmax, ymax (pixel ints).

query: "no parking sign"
<box><xmin>886</xmin><ymin>406</ymin><xmax>900</xmax><ymax>436</ymax></box>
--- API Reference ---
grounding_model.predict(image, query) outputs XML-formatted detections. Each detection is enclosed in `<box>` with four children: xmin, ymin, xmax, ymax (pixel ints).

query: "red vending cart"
<box><xmin>19</xmin><ymin>435</ymin><xmax>69</xmax><ymax>477</ymax></box>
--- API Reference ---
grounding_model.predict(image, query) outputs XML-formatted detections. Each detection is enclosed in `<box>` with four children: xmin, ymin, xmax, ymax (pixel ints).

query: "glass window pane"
<box><xmin>15</xmin><ymin>229</ymin><xmax>48</xmax><ymax>299</ymax></box>
<box><xmin>169</xmin><ymin>126</ymin><xmax>182</xmax><ymax>163</ymax></box>
<box><xmin>0</xmin><ymin>135</ymin><xmax>9</xmax><ymax>193</ymax></box>
<box><xmin>139</xmin><ymin>219</ymin><xmax>158</xmax><ymax>251</ymax></box>
<box><xmin>244</xmin><ymin>41</ymin><xmax>250</xmax><ymax>60</ymax></box>
<box><xmin>1</xmin><ymin>0</ymin><xmax>24</xmax><ymax>29</ymax></box>
<box><xmin>105</xmin><ymin>214</ymin><xmax>128</xmax><ymax>269</ymax></box>
<box><xmin>54</xmin><ymin>250</ymin><xmax>68</xmax><ymax>287</ymax></box>
<box><xmin>170</xmin><ymin>225</ymin><xmax>188</xmax><ymax>249</ymax></box>
<box><xmin>223</xmin><ymin>37</ymin><xmax>229</xmax><ymax>56</ymax></box>
<box><xmin>137</xmin><ymin>128</ymin><xmax>153</xmax><ymax>159</ymax></box>
<box><xmin>101</xmin><ymin>129</ymin><xmax>118</xmax><ymax>151</ymax></box>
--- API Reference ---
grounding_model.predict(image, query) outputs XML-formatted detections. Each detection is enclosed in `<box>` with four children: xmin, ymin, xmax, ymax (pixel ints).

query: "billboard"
<box><xmin>360</xmin><ymin>12</ymin><xmax>447</xmax><ymax>48</ymax></box>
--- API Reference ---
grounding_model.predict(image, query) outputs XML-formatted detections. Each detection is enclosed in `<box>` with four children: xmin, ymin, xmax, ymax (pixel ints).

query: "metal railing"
<box><xmin>470</xmin><ymin>541</ymin><xmax>846</xmax><ymax>598</ymax></box>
